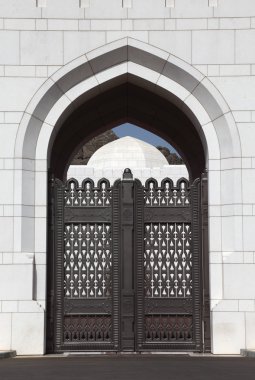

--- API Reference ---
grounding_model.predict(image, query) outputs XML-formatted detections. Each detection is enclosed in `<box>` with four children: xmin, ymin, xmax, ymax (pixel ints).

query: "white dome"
<box><xmin>87</xmin><ymin>136</ymin><xmax>168</xmax><ymax>169</ymax></box>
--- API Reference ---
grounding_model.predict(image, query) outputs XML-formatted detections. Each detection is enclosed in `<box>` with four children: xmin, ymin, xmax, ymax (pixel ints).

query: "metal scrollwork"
<box><xmin>145</xmin><ymin>315</ymin><xmax>193</xmax><ymax>342</ymax></box>
<box><xmin>65</xmin><ymin>178</ymin><xmax>112</xmax><ymax>207</ymax></box>
<box><xmin>64</xmin><ymin>223</ymin><xmax>112</xmax><ymax>299</ymax></box>
<box><xmin>64</xmin><ymin>315</ymin><xmax>112</xmax><ymax>342</ymax></box>
<box><xmin>144</xmin><ymin>222</ymin><xmax>192</xmax><ymax>298</ymax></box>
<box><xmin>144</xmin><ymin>178</ymin><xmax>190</xmax><ymax>207</ymax></box>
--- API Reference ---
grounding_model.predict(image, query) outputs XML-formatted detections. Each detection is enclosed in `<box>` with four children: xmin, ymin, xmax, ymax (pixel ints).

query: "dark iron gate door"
<box><xmin>50</xmin><ymin>177</ymin><xmax>120</xmax><ymax>352</ymax></box>
<box><xmin>47</xmin><ymin>170</ymin><xmax>210</xmax><ymax>353</ymax></box>
<box><xmin>134</xmin><ymin>177</ymin><xmax>203</xmax><ymax>351</ymax></box>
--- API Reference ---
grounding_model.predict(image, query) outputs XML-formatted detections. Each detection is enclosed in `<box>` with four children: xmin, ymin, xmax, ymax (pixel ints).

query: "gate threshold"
<box><xmin>64</xmin><ymin>352</ymin><xmax>191</xmax><ymax>357</ymax></box>
<box><xmin>63</xmin><ymin>352</ymin><xmax>242</xmax><ymax>358</ymax></box>
<box><xmin>14</xmin><ymin>352</ymin><xmax>242</xmax><ymax>359</ymax></box>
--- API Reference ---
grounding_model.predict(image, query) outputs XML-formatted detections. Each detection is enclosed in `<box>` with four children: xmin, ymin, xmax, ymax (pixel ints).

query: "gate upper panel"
<box><xmin>144</xmin><ymin>178</ymin><xmax>190</xmax><ymax>207</ymax></box>
<box><xmin>65</xmin><ymin>179</ymin><xmax>112</xmax><ymax>207</ymax></box>
<box><xmin>143</xmin><ymin>178</ymin><xmax>192</xmax><ymax>299</ymax></box>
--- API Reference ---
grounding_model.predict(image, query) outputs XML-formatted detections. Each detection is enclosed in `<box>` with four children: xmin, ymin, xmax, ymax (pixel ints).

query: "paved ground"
<box><xmin>0</xmin><ymin>355</ymin><xmax>255</xmax><ymax>380</ymax></box>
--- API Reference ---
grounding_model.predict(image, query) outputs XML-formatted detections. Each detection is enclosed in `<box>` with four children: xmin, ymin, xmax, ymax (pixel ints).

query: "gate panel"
<box><xmin>135</xmin><ymin>177</ymin><xmax>203</xmax><ymax>351</ymax></box>
<box><xmin>53</xmin><ymin>178</ymin><xmax>120</xmax><ymax>352</ymax></box>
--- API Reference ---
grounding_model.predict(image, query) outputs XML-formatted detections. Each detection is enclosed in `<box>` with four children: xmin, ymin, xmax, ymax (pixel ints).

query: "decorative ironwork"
<box><xmin>144</xmin><ymin>298</ymin><xmax>192</xmax><ymax>314</ymax></box>
<box><xmin>144</xmin><ymin>222</ymin><xmax>192</xmax><ymax>298</ymax></box>
<box><xmin>48</xmin><ymin>171</ymin><xmax>209</xmax><ymax>353</ymax></box>
<box><xmin>64</xmin><ymin>315</ymin><xmax>112</xmax><ymax>342</ymax></box>
<box><xmin>144</xmin><ymin>178</ymin><xmax>190</xmax><ymax>207</ymax></box>
<box><xmin>50</xmin><ymin>177</ymin><xmax>117</xmax><ymax>351</ymax></box>
<box><xmin>65</xmin><ymin>178</ymin><xmax>112</xmax><ymax>207</ymax></box>
<box><xmin>135</xmin><ymin>176</ymin><xmax>203</xmax><ymax>350</ymax></box>
<box><xmin>64</xmin><ymin>298</ymin><xmax>112</xmax><ymax>315</ymax></box>
<box><xmin>145</xmin><ymin>315</ymin><xmax>193</xmax><ymax>342</ymax></box>
<box><xmin>64</xmin><ymin>223</ymin><xmax>112</xmax><ymax>298</ymax></box>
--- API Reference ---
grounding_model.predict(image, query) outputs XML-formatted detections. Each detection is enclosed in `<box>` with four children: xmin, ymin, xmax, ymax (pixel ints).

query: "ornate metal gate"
<box><xmin>135</xmin><ymin>177</ymin><xmax>202</xmax><ymax>351</ymax></box>
<box><xmin>47</xmin><ymin>169</ymin><xmax>210</xmax><ymax>353</ymax></box>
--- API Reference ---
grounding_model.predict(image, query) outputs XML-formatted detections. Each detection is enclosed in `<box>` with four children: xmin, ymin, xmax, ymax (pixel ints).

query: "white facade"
<box><xmin>0</xmin><ymin>0</ymin><xmax>255</xmax><ymax>355</ymax></box>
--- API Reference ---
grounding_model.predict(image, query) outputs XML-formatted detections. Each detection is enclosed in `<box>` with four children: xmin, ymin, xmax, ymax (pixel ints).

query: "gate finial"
<box><xmin>123</xmin><ymin>168</ymin><xmax>133</xmax><ymax>180</ymax></box>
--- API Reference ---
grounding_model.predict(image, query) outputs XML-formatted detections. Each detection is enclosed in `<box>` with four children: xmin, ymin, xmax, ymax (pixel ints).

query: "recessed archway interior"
<box><xmin>46</xmin><ymin>75</ymin><xmax>211</xmax><ymax>353</ymax></box>
<box><xmin>69</xmin><ymin>122</ymin><xmax>185</xmax><ymax>169</ymax></box>
<box><xmin>48</xmin><ymin>79</ymin><xmax>206</xmax><ymax>181</ymax></box>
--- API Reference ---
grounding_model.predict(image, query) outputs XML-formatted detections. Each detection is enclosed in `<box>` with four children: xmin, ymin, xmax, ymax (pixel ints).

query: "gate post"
<box><xmin>201</xmin><ymin>172</ymin><xmax>211</xmax><ymax>352</ymax></box>
<box><xmin>46</xmin><ymin>172</ymin><xmax>55</xmax><ymax>353</ymax></box>
<box><xmin>120</xmin><ymin>169</ymin><xmax>135</xmax><ymax>351</ymax></box>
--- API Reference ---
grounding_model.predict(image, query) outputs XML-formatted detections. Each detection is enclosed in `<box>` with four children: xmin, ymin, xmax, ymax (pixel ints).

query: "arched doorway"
<box><xmin>46</xmin><ymin>82</ymin><xmax>210</xmax><ymax>353</ymax></box>
<box><xmin>15</xmin><ymin>39</ymin><xmax>242</xmax><ymax>354</ymax></box>
<box><xmin>48</xmin><ymin>82</ymin><xmax>206</xmax><ymax>181</ymax></box>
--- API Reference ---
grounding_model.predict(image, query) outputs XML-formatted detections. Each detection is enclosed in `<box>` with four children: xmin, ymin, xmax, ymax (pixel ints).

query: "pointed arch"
<box><xmin>13</xmin><ymin>38</ymin><xmax>242</xmax><ymax>354</ymax></box>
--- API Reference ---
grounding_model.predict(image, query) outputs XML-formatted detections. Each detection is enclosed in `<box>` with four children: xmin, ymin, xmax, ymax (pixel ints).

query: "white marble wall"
<box><xmin>0</xmin><ymin>0</ymin><xmax>255</xmax><ymax>355</ymax></box>
<box><xmin>67</xmin><ymin>165</ymin><xmax>189</xmax><ymax>185</ymax></box>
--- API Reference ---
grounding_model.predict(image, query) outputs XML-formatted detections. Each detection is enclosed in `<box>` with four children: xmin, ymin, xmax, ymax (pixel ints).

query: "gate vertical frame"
<box><xmin>54</xmin><ymin>179</ymin><xmax>65</xmax><ymax>352</ymax></box>
<box><xmin>134</xmin><ymin>179</ymin><xmax>145</xmax><ymax>351</ymax></box>
<box><xmin>119</xmin><ymin>169</ymin><xmax>136</xmax><ymax>351</ymax></box>
<box><xmin>112</xmin><ymin>179</ymin><xmax>121</xmax><ymax>351</ymax></box>
<box><xmin>201</xmin><ymin>172</ymin><xmax>211</xmax><ymax>352</ymax></box>
<box><xmin>46</xmin><ymin>173</ymin><xmax>55</xmax><ymax>353</ymax></box>
<box><xmin>191</xmin><ymin>178</ymin><xmax>203</xmax><ymax>351</ymax></box>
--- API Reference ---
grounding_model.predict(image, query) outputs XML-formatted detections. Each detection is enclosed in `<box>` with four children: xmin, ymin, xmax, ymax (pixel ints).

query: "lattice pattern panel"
<box><xmin>144</xmin><ymin>223</ymin><xmax>192</xmax><ymax>298</ymax></box>
<box><xmin>145</xmin><ymin>315</ymin><xmax>193</xmax><ymax>341</ymax></box>
<box><xmin>64</xmin><ymin>315</ymin><xmax>112</xmax><ymax>342</ymax></box>
<box><xmin>144</xmin><ymin>179</ymin><xmax>190</xmax><ymax>207</ymax></box>
<box><xmin>64</xmin><ymin>223</ymin><xmax>112</xmax><ymax>298</ymax></box>
<box><xmin>65</xmin><ymin>179</ymin><xmax>112</xmax><ymax>207</ymax></box>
